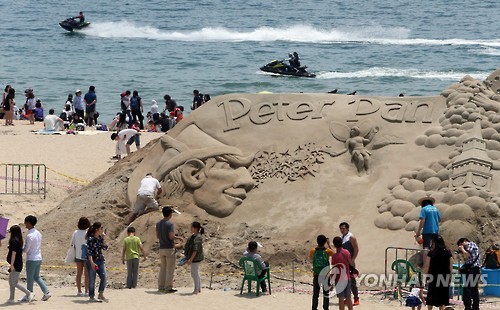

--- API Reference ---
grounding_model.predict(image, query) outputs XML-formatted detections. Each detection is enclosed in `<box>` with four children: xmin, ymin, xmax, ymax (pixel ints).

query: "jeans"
<box><xmin>26</xmin><ymin>260</ymin><xmax>49</xmax><ymax>294</ymax></box>
<box><xmin>87</xmin><ymin>260</ymin><xmax>106</xmax><ymax>297</ymax></box>
<box><xmin>126</xmin><ymin>258</ymin><xmax>139</xmax><ymax>289</ymax></box>
<box><xmin>158</xmin><ymin>248</ymin><xmax>175</xmax><ymax>290</ymax></box>
<box><xmin>312</xmin><ymin>274</ymin><xmax>329</xmax><ymax>310</ymax></box>
<box><xmin>9</xmin><ymin>271</ymin><xmax>30</xmax><ymax>300</ymax></box>
<box><xmin>190</xmin><ymin>262</ymin><xmax>201</xmax><ymax>293</ymax></box>
<box><xmin>462</xmin><ymin>267</ymin><xmax>480</xmax><ymax>310</ymax></box>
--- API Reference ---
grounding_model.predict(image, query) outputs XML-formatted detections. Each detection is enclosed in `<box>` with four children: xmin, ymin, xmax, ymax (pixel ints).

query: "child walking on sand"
<box><xmin>183</xmin><ymin>222</ymin><xmax>204</xmax><ymax>294</ymax></box>
<box><xmin>122</xmin><ymin>227</ymin><xmax>146</xmax><ymax>289</ymax></box>
<box><xmin>7</xmin><ymin>225</ymin><xmax>34</xmax><ymax>304</ymax></box>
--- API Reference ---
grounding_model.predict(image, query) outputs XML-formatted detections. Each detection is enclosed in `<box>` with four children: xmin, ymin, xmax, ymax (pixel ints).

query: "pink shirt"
<box><xmin>331</xmin><ymin>248</ymin><xmax>351</xmax><ymax>282</ymax></box>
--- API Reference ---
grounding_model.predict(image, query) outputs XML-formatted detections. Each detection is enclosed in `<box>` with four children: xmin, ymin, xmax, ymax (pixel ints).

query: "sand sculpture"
<box><xmin>38</xmin><ymin>70</ymin><xmax>500</xmax><ymax>277</ymax></box>
<box><xmin>127</xmin><ymin>70</ymin><xmax>500</xmax><ymax>251</ymax></box>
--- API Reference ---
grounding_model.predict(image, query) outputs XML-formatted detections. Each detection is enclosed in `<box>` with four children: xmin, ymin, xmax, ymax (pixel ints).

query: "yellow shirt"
<box><xmin>123</xmin><ymin>235</ymin><xmax>142</xmax><ymax>260</ymax></box>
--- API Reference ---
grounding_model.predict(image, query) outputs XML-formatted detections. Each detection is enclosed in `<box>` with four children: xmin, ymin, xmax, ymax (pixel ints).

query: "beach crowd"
<box><xmin>0</xmin><ymin>84</ymin><xmax>211</xmax><ymax>132</ymax></box>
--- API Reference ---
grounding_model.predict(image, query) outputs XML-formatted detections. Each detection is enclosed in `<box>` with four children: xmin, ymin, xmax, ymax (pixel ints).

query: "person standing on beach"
<box><xmin>331</xmin><ymin>236</ymin><xmax>354</xmax><ymax>310</ymax></box>
<box><xmin>69</xmin><ymin>217</ymin><xmax>91</xmax><ymax>297</ymax></box>
<box><xmin>156</xmin><ymin>206</ymin><xmax>183</xmax><ymax>293</ymax></box>
<box><xmin>25</xmin><ymin>89</ymin><xmax>36</xmax><ymax>125</ymax></box>
<box><xmin>4</xmin><ymin>87</ymin><xmax>15</xmax><ymax>126</ymax></box>
<box><xmin>339</xmin><ymin>222</ymin><xmax>360</xmax><ymax>306</ymax></box>
<box><xmin>130</xmin><ymin>90</ymin><xmax>144</xmax><ymax>129</ymax></box>
<box><xmin>457</xmin><ymin>237</ymin><xmax>481</xmax><ymax>310</ymax></box>
<box><xmin>309</xmin><ymin>235</ymin><xmax>333</xmax><ymax>310</ymax></box>
<box><xmin>122</xmin><ymin>226</ymin><xmax>146</xmax><ymax>289</ymax></box>
<box><xmin>86</xmin><ymin>222</ymin><xmax>108</xmax><ymax>302</ymax></box>
<box><xmin>184</xmin><ymin>222</ymin><xmax>204</xmax><ymax>294</ymax></box>
<box><xmin>84</xmin><ymin>86</ymin><xmax>97</xmax><ymax>126</ymax></box>
<box><xmin>128</xmin><ymin>173</ymin><xmax>162</xmax><ymax>224</ymax></box>
<box><xmin>23</xmin><ymin>215</ymin><xmax>51</xmax><ymax>301</ymax></box>
<box><xmin>73</xmin><ymin>89</ymin><xmax>84</xmax><ymax>119</ymax></box>
<box><xmin>7</xmin><ymin>225</ymin><xmax>35</xmax><ymax>304</ymax></box>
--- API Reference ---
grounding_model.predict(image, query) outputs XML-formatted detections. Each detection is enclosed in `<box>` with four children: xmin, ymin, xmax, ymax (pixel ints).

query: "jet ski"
<box><xmin>260</xmin><ymin>60</ymin><xmax>316</xmax><ymax>78</ymax></box>
<box><xmin>59</xmin><ymin>18</ymin><xmax>90</xmax><ymax>32</ymax></box>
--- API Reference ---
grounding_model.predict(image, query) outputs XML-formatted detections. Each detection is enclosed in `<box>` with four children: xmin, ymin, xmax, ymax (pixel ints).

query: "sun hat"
<box><xmin>76</xmin><ymin>89</ymin><xmax>81</xmax><ymax>93</ymax></box>
<box><xmin>417</xmin><ymin>196</ymin><xmax>435</xmax><ymax>206</ymax></box>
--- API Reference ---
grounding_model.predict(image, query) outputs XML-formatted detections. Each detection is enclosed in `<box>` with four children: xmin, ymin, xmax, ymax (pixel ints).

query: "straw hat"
<box><xmin>418</xmin><ymin>196</ymin><xmax>435</xmax><ymax>206</ymax></box>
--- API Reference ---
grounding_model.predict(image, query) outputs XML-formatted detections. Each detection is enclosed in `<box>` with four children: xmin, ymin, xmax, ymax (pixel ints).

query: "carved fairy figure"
<box><xmin>329</xmin><ymin>119</ymin><xmax>379</xmax><ymax>175</ymax></box>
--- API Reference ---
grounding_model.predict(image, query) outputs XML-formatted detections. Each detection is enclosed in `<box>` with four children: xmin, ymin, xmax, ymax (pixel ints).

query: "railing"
<box><xmin>384</xmin><ymin>246</ymin><xmax>426</xmax><ymax>294</ymax></box>
<box><xmin>0</xmin><ymin>164</ymin><xmax>46</xmax><ymax>199</ymax></box>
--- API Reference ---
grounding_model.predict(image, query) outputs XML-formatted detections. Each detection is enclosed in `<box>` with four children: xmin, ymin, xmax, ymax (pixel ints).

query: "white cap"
<box><xmin>152</xmin><ymin>99</ymin><xmax>157</xmax><ymax>105</ymax></box>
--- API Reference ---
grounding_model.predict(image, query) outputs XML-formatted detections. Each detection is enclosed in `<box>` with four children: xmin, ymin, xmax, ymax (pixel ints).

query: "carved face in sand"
<box><xmin>189</xmin><ymin>158</ymin><xmax>255</xmax><ymax>217</ymax></box>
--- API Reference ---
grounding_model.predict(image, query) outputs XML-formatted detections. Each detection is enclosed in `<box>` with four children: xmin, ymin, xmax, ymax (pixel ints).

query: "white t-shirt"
<box><xmin>118</xmin><ymin>128</ymin><xmax>137</xmax><ymax>140</ymax></box>
<box><xmin>137</xmin><ymin>176</ymin><xmax>161</xmax><ymax>196</ymax></box>
<box><xmin>26</xmin><ymin>98</ymin><xmax>36</xmax><ymax>110</ymax></box>
<box><xmin>122</xmin><ymin>96</ymin><xmax>131</xmax><ymax>111</ymax></box>
<box><xmin>151</xmin><ymin>103</ymin><xmax>159</xmax><ymax>114</ymax></box>
<box><xmin>44</xmin><ymin>114</ymin><xmax>63</xmax><ymax>131</ymax></box>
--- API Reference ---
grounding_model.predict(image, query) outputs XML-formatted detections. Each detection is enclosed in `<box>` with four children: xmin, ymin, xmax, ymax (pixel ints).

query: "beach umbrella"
<box><xmin>0</xmin><ymin>216</ymin><xmax>9</xmax><ymax>240</ymax></box>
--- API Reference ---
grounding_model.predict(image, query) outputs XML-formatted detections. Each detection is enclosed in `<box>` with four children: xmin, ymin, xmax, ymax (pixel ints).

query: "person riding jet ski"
<box><xmin>68</xmin><ymin>11</ymin><xmax>84</xmax><ymax>25</ymax></box>
<box><xmin>288</xmin><ymin>52</ymin><xmax>301</xmax><ymax>69</ymax></box>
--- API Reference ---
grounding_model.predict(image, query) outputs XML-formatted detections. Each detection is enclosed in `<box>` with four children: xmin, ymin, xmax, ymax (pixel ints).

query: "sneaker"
<box><xmin>18</xmin><ymin>295</ymin><xmax>28</xmax><ymax>302</ymax></box>
<box><xmin>89</xmin><ymin>297</ymin><xmax>102</xmax><ymax>303</ymax></box>
<box><xmin>28</xmin><ymin>293</ymin><xmax>35</xmax><ymax>303</ymax></box>
<box><xmin>97</xmin><ymin>294</ymin><xmax>109</xmax><ymax>302</ymax></box>
<box><xmin>5</xmin><ymin>299</ymin><xmax>15</xmax><ymax>304</ymax></box>
<box><xmin>353</xmin><ymin>297</ymin><xmax>360</xmax><ymax>306</ymax></box>
<box><xmin>41</xmin><ymin>293</ymin><xmax>51</xmax><ymax>301</ymax></box>
<box><xmin>164</xmin><ymin>288</ymin><xmax>177</xmax><ymax>294</ymax></box>
<box><xmin>77</xmin><ymin>292</ymin><xmax>85</xmax><ymax>297</ymax></box>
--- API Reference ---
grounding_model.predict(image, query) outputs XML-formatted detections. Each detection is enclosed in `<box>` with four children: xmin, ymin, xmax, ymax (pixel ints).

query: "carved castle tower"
<box><xmin>449</xmin><ymin>118</ymin><xmax>493</xmax><ymax>190</ymax></box>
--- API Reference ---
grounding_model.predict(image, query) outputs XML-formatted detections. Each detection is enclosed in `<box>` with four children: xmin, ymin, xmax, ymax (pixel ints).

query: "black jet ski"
<box><xmin>59</xmin><ymin>18</ymin><xmax>90</xmax><ymax>32</ymax></box>
<box><xmin>260</xmin><ymin>60</ymin><xmax>316</xmax><ymax>78</ymax></box>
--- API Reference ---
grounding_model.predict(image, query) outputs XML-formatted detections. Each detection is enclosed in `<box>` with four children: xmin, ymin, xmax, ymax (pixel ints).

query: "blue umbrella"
<box><xmin>0</xmin><ymin>216</ymin><xmax>9</xmax><ymax>240</ymax></box>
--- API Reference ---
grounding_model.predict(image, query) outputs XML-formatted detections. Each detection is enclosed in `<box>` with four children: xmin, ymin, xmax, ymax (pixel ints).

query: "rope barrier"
<box><xmin>45</xmin><ymin>166</ymin><xmax>91</xmax><ymax>184</ymax></box>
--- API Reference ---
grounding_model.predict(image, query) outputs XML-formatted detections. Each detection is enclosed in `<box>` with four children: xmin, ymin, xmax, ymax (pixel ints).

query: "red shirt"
<box><xmin>331</xmin><ymin>248</ymin><xmax>351</xmax><ymax>282</ymax></box>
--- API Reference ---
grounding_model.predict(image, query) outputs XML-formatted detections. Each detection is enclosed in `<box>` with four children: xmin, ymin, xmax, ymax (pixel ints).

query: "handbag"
<box><xmin>64</xmin><ymin>246</ymin><xmax>76</xmax><ymax>263</ymax></box>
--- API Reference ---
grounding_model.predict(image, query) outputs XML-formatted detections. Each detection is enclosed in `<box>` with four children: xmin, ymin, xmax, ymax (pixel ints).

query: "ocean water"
<box><xmin>0</xmin><ymin>0</ymin><xmax>499</xmax><ymax>122</ymax></box>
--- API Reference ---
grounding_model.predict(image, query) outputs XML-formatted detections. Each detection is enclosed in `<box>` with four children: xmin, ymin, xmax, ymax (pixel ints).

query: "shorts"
<box><xmin>75</xmin><ymin>258</ymin><xmax>86</xmax><ymax>263</ymax></box>
<box><xmin>422</xmin><ymin>233</ymin><xmax>438</xmax><ymax>248</ymax></box>
<box><xmin>26</xmin><ymin>109</ymin><xmax>33</xmax><ymax>115</ymax></box>
<box><xmin>133</xmin><ymin>194</ymin><xmax>159</xmax><ymax>214</ymax></box>
<box><xmin>336</xmin><ymin>279</ymin><xmax>352</xmax><ymax>298</ymax></box>
<box><xmin>127</xmin><ymin>135</ymin><xmax>139</xmax><ymax>146</ymax></box>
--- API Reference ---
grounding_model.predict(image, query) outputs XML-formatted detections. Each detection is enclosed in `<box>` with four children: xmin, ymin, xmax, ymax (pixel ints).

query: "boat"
<box><xmin>59</xmin><ymin>18</ymin><xmax>90</xmax><ymax>32</ymax></box>
<box><xmin>260</xmin><ymin>60</ymin><xmax>316</xmax><ymax>78</ymax></box>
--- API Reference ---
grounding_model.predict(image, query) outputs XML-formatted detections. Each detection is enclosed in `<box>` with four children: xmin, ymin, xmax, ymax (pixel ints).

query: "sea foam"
<box><xmin>82</xmin><ymin>21</ymin><xmax>500</xmax><ymax>48</ymax></box>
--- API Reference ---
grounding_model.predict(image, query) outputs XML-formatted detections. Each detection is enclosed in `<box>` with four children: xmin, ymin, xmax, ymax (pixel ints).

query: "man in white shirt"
<box><xmin>44</xmin><ymin>109</ymin><xmax>64</xmax><ymax>131</ymax></box>
<box><xmin>111</xmin><ymin>128</ymin><xmax>137</xmax><ymax>159</ymax></box>
<box><xmin>128</xmin><ymin>173</ymin><xmax>162</xmax><ymax>224</ymax></box>
<box><xmin>23</xmin><ymin>215</ymin><xmax>51</xmax><ymax>301</ymax></box>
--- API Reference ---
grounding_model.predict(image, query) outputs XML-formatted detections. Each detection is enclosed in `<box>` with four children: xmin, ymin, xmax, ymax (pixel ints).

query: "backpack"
<box><xmin>131</xmin><ymin>96</ymin><xmax>140</xmax><ymax>110</ymax></box>
<box><xmin>483</xmin><ymin>247</ymin><xmax>500</xmax><ymax>269</ymax></box>
<box><xmin>313</xmin><ymin>247</ymin><xmax>330</xmax><ymax>275</ymax></box>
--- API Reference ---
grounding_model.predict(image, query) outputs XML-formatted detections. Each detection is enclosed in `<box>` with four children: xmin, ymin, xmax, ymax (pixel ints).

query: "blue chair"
<box><xmin>239</xmin><ymin>257</ymin><xmax>271</xmax><ymax>296</ymax></box>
